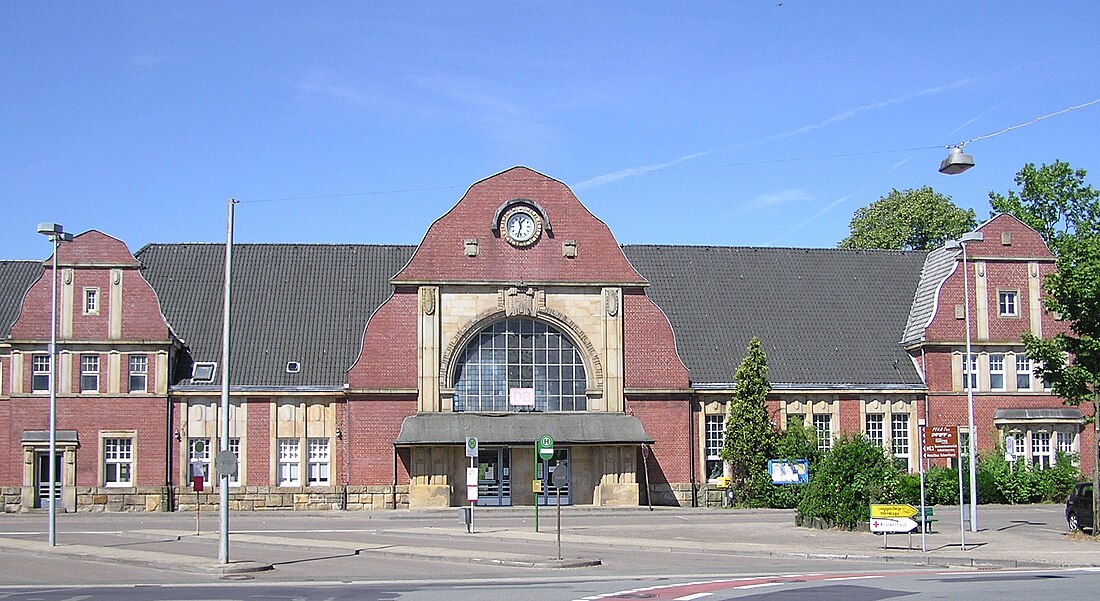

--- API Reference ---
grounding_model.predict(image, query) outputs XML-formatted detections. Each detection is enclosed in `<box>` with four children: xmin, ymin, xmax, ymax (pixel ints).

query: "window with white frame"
<box><xmin>103</xmin><ymin>437</ymin><xmax>133</xmax><ymax>486</ymax></box>
<box><xmin>80</xmin><ymin>354</ymin><xmax>99</xmax><ymax>392</ymax></box>
<box><xmin>891</xmin><ymin>414</ymin><xmax>910</xmax><ymax>458</ymax></box>
<box><xmin>989</xmin><ymin>354</ymin><xmax>1005</xmax><ymax>390</ymax></box>
<box><xmin>705</xmin><ymin>414</ymin><xmax>725</xmax><ymax>481</ymax></box>
<box><xmin>83</xmin><ymin>288</ymin><xmax>99</xmax><ymax>314</ymax></box>
<box><xmin>307</xmin><ymin>438</ymin><xmax>330</xmax><ymax>486</ymax></box>
<box><xmin>188</xmin><ymin>438</ymin><xmax>210</xmax><ymax>480</ymax></box>
<box><xmin>998</xmin><ymin>290</ymin><xmax>1019</xmax><ymax>317</ymax></box>
<box><xmin>1016</xmin><ymin>354</ymin><xmax>1032</xmax><ymax>390</ymax></box>
<box><xmin>278</xmin><ymin>438</ymin><xmax>300</xmax><ymax>486</ymax></box>
<box><xmin>32</xmin><ymin>354</ymin><xmax>51</xmax><ymax>393</ymax></box>
<box><xmin>865</xmin><ymin>414</ymin><xmax>885</xmax><ymax>449</ymax></box>
<box><xmin>1031</xmin><ymin>431</ymin><xmax>1053</xmax><ymax>468</ymax></box>
<box><xmin>128</xmin><ymin>355</ymin><xmax>147</xmax><ymax>393</ymax></box>
<box><xmin>962</xmin><ymin>353</ymin><xmax>978</xmax><ymax>391</ymax></box>
<box><xmin>812</xmin><ymin>414</ymin><xmax>832</xmax><ymax>453</ymax></box>
<box><xmin>1056</xmin><ymin>429</ymin><xmax>1076</xmax><ymax>457</ymax></box>
<box><xmin>226</xmin><ymin>438</ymin><xmax>241</xmax><ymax>486</ymax></box>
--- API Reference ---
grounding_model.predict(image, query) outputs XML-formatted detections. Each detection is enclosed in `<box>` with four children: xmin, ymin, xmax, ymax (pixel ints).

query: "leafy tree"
<box><xmin>838</xmin><ymin>187</ymin><xmax>978</xmax><ymax>250</ymax></box>
<box><xmin>720</xmin><ymin>337</ymin><xmax>776</xmax><ymax>505</ymax></box>
<box><xmin>1010</xmin><ymin>161</ymin><xmax>1100</xmax><ymax>531</ymax></box>
<box><xmin>989</xmin><ymin>160</ymin><xmax>1100</xmax><ymax>246</ymax></box>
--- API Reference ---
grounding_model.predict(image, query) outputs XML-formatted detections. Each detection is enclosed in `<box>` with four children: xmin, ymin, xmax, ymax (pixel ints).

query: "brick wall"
<box><xmin>348</xmin><ymin>398</ymin><xmax>416</xmax><ymax>484</ymax></box>
<box><xmin>627</xmin><ymin>397</ymin><xmax>692</xmax><ymax>505</ymax></box>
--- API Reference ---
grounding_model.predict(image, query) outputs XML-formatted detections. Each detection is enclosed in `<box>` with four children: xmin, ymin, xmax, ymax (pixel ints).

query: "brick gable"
<box><xmin>393</xmin><ymin>167</ymin><xmax>647</xmax><ymax>285</ymax></box>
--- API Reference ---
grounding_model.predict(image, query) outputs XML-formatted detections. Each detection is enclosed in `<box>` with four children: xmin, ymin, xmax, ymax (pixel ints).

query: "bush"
<box><xmin>796</xmin><ymin>434</ymin><xmax>904</xmax><ymax>529</ymax></box>
<box><xmin>970</xmin><ymin>450</ymin><xmax>1082</xmax><ymax>504</ymax></box>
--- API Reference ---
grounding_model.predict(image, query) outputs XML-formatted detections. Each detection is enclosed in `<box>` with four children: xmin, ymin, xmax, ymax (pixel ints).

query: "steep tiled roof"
<box><xmin>0</xmin><ymin>260</ymin><xmax>42</xmax><ymax>341</ymax></box>
<box><xmin>136</xmin><ymin>244</ymin><xmax>416</xmax><ymax>389</ymax></box>
<box><xmin>901</xmin><ymin>246</ymin><xmax>959</xmax><ymax>346</ymax></box>
<box><xmin>622</xmin><ymin>245</ymin><xmax>928</xmax><ymax>388</ymax></box>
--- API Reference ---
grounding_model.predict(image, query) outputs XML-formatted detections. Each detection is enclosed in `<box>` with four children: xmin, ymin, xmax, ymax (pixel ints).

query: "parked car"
<box><xmin>1066</xmin><ymin>482</ymin><xmax>1094</xmax><ymax>532</ymax></box>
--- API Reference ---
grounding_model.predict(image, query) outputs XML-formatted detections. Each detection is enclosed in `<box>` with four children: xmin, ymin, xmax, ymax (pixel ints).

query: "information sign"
<box><xmin>923</xmin><ymin>426</ymin><xmax>959</xmax><ymax>459</ymax></box>
<box><xmin>537</xmin><ymin>435</ymin><xmax>555</xmax><ymax>461</ymax></box>
<box><xmin>870</xmin><ymin>517</ymin><xmax>918</xmax><ymax>533</ymax></box>
<box><xmin>870</xmin><ymin>504</ymin><xmax>918</xmax><ymax>519</ymax></box>
<box><xmin>466</xmin><ymin>436</ymin><xmax>479</xmax><ymax>458</ymax></box>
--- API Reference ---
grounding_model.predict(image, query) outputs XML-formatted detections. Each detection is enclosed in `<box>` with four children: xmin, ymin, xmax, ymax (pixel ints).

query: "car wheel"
<box><xmin>1068</xmin><ymin>512</ymin><xmax>1080</xmax><ymax>531</ymax></box>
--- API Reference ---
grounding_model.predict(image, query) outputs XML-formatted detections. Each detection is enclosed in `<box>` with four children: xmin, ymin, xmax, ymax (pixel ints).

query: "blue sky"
<box><xmin>4</xmin><ymin>2</ymin><xmax>1099</xmax><ymax>260</ymax></box>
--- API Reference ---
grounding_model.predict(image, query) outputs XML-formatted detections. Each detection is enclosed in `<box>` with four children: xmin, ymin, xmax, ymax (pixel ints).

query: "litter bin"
<box><xmin>724</xmin><ymin>488</ymin><xmax>735</xmax><ymax>508</ymax></box>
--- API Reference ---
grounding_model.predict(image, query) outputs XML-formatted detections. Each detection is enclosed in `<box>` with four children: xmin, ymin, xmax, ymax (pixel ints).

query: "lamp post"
<box><xmin>947</xmin><ymin>231</ymin><xmax>984</xmax><ymax>532</ymax></box>
<box><xmin>939</xmin><ymin>146</ymin><xmax>975</xmax><ymax>175</ymax></box>
<box><xmin>36</xmin><ymin>223</ymin><xmax>72</xmax><ymax>547</ymax></box>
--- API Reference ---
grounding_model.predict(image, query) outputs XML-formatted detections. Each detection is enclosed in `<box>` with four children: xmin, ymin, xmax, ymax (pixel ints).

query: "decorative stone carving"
<box><xmin>500</xmin><ymin>287</ymin><xmax>542</xmax><ymax>317</ymax></box>
<box><xmin>605</xmin><ymin>289</ymin><xmax>619</xmax><ymax>317</ymax></box>
<box><xmin>420</xmin><ymin>287</ymin><xmax>436</xmax><ymax>315</ymax></box>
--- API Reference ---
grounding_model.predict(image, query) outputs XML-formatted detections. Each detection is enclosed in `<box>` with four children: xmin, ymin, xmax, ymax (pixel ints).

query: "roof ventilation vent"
<box><xmin>286</xmin><ymin>361</ymin><xmax>301</xmax><ymax>374</ymax></box>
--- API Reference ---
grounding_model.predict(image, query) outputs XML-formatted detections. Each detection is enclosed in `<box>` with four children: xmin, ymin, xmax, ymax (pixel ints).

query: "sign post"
<box><xmin>535</xmin><ymin>434</ymin><xmax>554</xmax><ymax>533</ymax></box>
<box><xmin>923</xmin><ymin>426</ymin><xmax>962</xmax><ymax>550</ymax></box>
<box><xmin>465</xmin><ymin>437</ymin><xmax>478</xmax><ymax>534</ymax></box>
<box><xmin>552</xmin><ymin>459</ymin><xmax>570</xmax><ymax>560</ymax></box>
<box><xmin>190</xmin><ymin>461</ymin><xmax>205</xmax><ymax>535</ymax></box>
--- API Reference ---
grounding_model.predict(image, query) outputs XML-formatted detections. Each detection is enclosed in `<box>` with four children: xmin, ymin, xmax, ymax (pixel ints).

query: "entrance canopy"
<box><xmin>394</xmin><ymin>413</ymin><xmax>653</xmax><ymax>446</ymax></box>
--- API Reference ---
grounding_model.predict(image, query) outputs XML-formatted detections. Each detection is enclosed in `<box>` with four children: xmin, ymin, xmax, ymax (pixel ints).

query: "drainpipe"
<box><xmin>392</xmin><ymin>444</ymin><xmax>398</xmax><ymax>509</ymax></box>
<box><xmin>343</xmin><ymin>397</ymin><xmax>351</xmax><ymax>510</ymax></box>
<box><xmin>689</xmin><ymin>393</ymin><xmax>697</xmax><ymax>508</ymax></box>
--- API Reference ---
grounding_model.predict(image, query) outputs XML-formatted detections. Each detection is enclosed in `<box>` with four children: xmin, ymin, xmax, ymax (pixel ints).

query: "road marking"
<box><xmin>673</xmin><ymin>594</ymin><xmax>713</xmax><ymax>601</ymax></box>
<box><xmin>824</xmin><ymin>575</ymin><xmax>882</xmax><ymax>581</ymax></box>
<box><xmin>735</xmin><ymin>582</ymin><xmax>783</xmax><ymax>589</ymax></box>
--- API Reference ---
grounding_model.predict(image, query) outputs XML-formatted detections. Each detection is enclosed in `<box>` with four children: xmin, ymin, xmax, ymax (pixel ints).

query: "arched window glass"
<box><xmin>454</xmin><ymin>318</ymin><xmax>588</xmax><ymax>412</ymax></box>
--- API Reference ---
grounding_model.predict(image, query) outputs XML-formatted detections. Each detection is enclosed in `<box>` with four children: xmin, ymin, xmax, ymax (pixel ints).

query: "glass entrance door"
<box><xmin>477</xmin><ymin>448</ymin><xmax>511</xmax><ymax>506</ymax></box>
<box><xmin>536</xmin><ymin>448</ymin><xmax>571</xmax><ymax>506</ymax></box>
<box><xmin>36</xmin><ymin>452</ymin><xmax>62</xmax><ymax>509</ymax></box>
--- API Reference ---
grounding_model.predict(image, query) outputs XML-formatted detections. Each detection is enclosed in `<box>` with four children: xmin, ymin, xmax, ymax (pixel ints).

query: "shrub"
<box><xmin>796</xmin><ymin>433</ymin><xmax>904</xmax><ymax>529</ymax></box>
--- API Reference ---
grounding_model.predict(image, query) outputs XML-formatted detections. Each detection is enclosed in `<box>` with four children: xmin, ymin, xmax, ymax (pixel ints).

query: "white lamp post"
<box><xmin>947</xmin><ymin>231</ymin><xmax>984</xmax><ymax>532</ymax></box>
<box><xmin>36</xmin><ymin>223</ymin><xmax>72</xmax><ymax>547</ymax></box>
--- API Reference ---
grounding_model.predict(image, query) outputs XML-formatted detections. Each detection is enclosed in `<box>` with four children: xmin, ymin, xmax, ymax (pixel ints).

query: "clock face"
<box><xmin>501</xmin><ymin>207</ymin><xmax>542</xmax><ymax>246</ymax></box>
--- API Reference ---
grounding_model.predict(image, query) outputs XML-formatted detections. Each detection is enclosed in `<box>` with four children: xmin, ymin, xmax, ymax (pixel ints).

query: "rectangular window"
<box><xmin>32</xmin><ymin>354</ymin><xmax>51</xmax><ymax>393</ymax></box>
<box><xmin>962</xmin><ymin>353</ymin><xmax>978</xmax><ymax>390</ymax></box>
<box><xmin>307</xmin><ymin>438</ymin><xmax>330</xmax><ymax>486</ymax></box>
<box><xmin>1016</xmin><ymin>354</ymin><xmax>1032</xmax><ymax>390</ymax></box>
<box><xmin>705</xmin><ymin>414</ymin><xmax>725</xmax><ymax>481</ymax></box>
<box><xmin>80</xmin><ymin>354</ymin><xmax>99</xmax><ymax>393</ymax></box>
<box><xmin>998</xmin><ymin>290</ymin><xmax>1019</xmax><ymax>317</ymax></box>
<box><xmin>128</xmin><ymin>355</ymin><xmax>148</xmax><ymax>393</ymax></box>
<box><xmin>83</xmin><ymin>288</ymin><xmax>99</xmax><ymax>314</ymax></box>
<box><xmin>188</xmin><ymin>438</ymin><xmax>211</xmax><ymax>481</ymax></box>
<box><xmin>865</xmin><ymin>414</ymin><xmax>885</xmax><ymax>449</ymax></box>
<box><xmin>278</xmin><ymin>438</ymin><xmax>300</xmax><ymax>486</ymax></box>
<box><xmin>891</xmin><ymin>414</ymin><xmax>910</xmax><ymax>458</ymax></box>
<box><xmin>989</xmin><ymin>354</ymin><xmax>1005</xmax><ymax>390</ymax></box>
<box><xmin>103</xmin><ymin>438</ymin><xmax>133</xmax><ymax>486</ymax></box>
<box><xmin>1056</xmin><ymin>429</ymin><xmax>1075</xmax><ymax>457</ymax></box>
<box><xmin>226</xmin><ymin>438</ymin><xmax>241</xmax><ymax>486</ymax></box>
<box><xmin>812</xmin><ymin>414</ymin><xmax>832</xmax><ymax>453</ymax></box>
<box><xmin>1031</xmin><ymin>431</ymin><xmax>1052</xmax><ymax>469</ymax></box>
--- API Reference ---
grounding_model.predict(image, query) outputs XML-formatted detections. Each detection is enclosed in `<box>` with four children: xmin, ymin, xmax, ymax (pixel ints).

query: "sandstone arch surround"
<box><xmin>434</xmin><ymin>286</ymin><xmax>612</xmax><ymax>413</ymax></box>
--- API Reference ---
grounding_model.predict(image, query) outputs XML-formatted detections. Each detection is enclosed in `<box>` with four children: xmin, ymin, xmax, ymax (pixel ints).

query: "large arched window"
<box><xmin>454</xmin><ymin>318</ymin><xmax>588</xmax><ymax>412</ymax></box>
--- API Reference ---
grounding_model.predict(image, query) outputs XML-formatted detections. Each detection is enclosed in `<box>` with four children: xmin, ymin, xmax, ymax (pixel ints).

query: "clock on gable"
<box><xmin>500</xmin><ymin>205</ymin><xmax>543</xmax><ymax>247</ymax></box>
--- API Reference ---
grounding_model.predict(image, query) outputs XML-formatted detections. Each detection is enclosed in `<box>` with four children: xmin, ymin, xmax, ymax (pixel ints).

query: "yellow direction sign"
<box><xmin>870</xmin><ymin>504</ymin><xmax>918</xmax><ymax>519</ymax></box>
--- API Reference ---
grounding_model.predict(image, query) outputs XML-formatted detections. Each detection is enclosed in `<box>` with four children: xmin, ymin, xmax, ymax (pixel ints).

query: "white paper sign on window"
<box><xmin>509</xmin><ymin>387</ymin><xmax>535</xmax><ymax>407</ymax></box>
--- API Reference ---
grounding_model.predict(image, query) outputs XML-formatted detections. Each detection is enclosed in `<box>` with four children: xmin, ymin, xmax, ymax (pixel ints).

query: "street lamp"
<box><xmin>947</xmin><ymin>231</ymin><xmax>984</xmax><ymax>533</ymax></box>
<box><xmin>939</xmin><ymin>146</ymin><xmax>975</xmax><ymax>175</ymax></box>
<box><xmin>36</xmin><ymin>223</ymin><xmax>72</xmax><ymax>547</ymax></box>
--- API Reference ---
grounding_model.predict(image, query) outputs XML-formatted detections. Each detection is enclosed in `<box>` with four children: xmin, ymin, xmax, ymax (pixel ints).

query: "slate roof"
<box><xmin>111</xmin><ymin>243</ymin><xmax>925</xmax><ymax>391</ymax></box>
<box><xmin>621</xmin><ymin>245</ymin><xmax>928</xmax><ymax>388</ymax></box>
<box><xmin>136</xmin><ymin>244</ymin><xmax>416</xmax><ymax>390</ymax></box>
<box><xmin>0</xmin><ymin>260</ymin><xmax>42</xmax><ymax>341</ymax></box>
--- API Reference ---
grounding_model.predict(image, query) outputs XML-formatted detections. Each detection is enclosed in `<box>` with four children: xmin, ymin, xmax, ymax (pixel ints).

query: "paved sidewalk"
<box><xmin>0</xmin><ymin>504</ymin><xmax>1096</xmax><ymax>579</ymax></box>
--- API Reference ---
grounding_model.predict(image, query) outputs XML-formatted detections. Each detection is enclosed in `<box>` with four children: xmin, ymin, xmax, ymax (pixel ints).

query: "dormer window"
<box><xmin>998</xmin><ymin>290</ymin><xmax>1019</xmax><ymax>317</ymax></box>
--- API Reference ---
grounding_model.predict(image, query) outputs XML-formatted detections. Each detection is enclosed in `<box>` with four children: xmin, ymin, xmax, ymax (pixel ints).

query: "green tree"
<box><xmin>1010</xmin><ymin>160</ymin><xmax>1100</xmax><ymax>531</ymax></box>
<box><xmin>989</xmin><ymin>160</ymin><xmax>1100</xmax><ymax>246</ymax></box>
<box><xmin>720</xmin><ymin>337</ymin><xmax>776</xmax><ymax>505</ymax></box>
<box><xmin>838</xmin><ymin>187</ymin><xmax>978</xmax><ymax>250</ymax></box>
